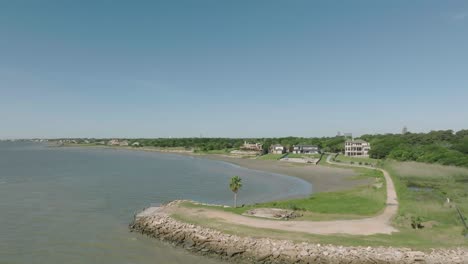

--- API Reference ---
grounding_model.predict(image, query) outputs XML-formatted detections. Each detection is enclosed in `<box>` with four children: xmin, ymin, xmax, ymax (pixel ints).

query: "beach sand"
<box><xmin>195</xmin><ymin>155</ymin><xmax>369</xmax><ymax>193</ymax></box>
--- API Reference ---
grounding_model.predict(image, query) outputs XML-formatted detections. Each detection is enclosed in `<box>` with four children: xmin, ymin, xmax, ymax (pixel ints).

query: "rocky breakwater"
<box><xmin>129</xmin><ymin>200</ymin><xmax>468</xmax><ymax>264</ymax></box>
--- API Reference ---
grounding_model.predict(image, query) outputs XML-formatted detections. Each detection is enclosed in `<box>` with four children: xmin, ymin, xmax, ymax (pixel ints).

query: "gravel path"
<box><xmin>169</xmin><ymin>155</ymin><xmax>399</xmax><ymax>235</ymax></box>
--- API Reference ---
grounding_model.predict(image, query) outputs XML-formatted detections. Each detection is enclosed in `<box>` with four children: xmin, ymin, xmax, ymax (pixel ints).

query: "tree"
<box><xmin>229</xmin><ymin>176</ymin><xmax>243</xmax><ymax>208</ymax></box>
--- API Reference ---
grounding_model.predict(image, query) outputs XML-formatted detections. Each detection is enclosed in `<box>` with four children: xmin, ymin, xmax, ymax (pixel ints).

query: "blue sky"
<box><xmin>1</xmin><ymin>1</ymin><xmax>467</xmax><ymax>138</ymax></box>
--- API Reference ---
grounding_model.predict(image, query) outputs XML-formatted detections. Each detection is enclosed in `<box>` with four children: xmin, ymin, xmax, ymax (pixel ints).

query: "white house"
<box><xmin>270</xmin><ymin>144</ymin><xmax>286</xmax><ymax>154</ymax></box>
<box><xmin>344</xmin><ymin>139</ymin><xmax>371</xmax><ymax>157</ymax></box>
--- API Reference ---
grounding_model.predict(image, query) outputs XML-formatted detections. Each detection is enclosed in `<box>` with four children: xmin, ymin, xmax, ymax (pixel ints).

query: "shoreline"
<box><xmin>130</xmin><ymin>201</ymin><xmax>467</xmax><ymax>264</ymax></box>
<box><xmin>59</xmin><ymin>144</ymin><xmax>368</xmax><ymax>193</ymax></box>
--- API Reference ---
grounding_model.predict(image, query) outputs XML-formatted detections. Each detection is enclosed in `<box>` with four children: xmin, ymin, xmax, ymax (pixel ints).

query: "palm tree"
<box><xmin>229</xmin><ymin>176</ymin><xmax>243</xmax><ymax>208</ymax></box>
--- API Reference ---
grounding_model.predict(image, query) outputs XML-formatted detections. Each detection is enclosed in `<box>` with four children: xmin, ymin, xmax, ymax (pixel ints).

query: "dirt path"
<box><xmin>169</xmin><ymin>155</ymin><xmax>399</xmax><ymax>235</ymax></box>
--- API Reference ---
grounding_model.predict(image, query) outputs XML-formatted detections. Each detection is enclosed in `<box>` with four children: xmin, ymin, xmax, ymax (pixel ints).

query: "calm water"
<box><xmin>0</xmin><ymin>142</ymin><xmax>311</xmax><ymax>264</ymax></box>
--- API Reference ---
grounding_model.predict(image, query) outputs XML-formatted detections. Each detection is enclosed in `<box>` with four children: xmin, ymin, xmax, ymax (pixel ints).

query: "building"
<box><xmin>402</xmin><ymin>126</ymin><xmax>408</xmax><ymax>134</ymax></box>
<box><xmin>132</xmin><ymin>142</ymin><xmax>140</xmax><ymax>147</ymax></box>
<box><xmin>119</xmin><ymin>140</ymin><xmax>129</xmax><ymax>146</ymax></box>
<box><xmin>270</xmin><ymin>144</ymin><xmax>286</xmax><ymax>154</ymax></box>
<box><xmin>344</xmin><ymin>139</ymin><xmax>371</xmax><ymax>157</ymax></box>
<box><xmin>241</xmin><ymin>141</ymin><xmax>263</xmax><ymax>152</ymax></box>
<box><xmin>108</xmin><ymin>139</ymin><xmax>120</xmax><ymax>146</ymax></box>
<box><xmin>292</xmin><ymin>145</ymin><xmax>320</xmax><ymax>154</ymax></box>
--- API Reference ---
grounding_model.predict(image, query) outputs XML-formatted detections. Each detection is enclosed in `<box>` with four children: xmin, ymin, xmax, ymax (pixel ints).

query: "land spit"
<box><xmin>130</xmin><ymin>201</ymin><xmax>468</xmax><ymax>264</ymax></box>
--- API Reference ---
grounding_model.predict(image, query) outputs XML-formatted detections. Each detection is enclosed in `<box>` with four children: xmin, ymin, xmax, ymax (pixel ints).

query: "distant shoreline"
<box><xmin>57</xmin><ymin>144</ymin><xmax>366</xmax><ymax>193</ymax></box>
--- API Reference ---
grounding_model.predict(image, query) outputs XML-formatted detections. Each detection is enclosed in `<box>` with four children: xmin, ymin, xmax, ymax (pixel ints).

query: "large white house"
<box><xmin>344</xmin><ymin>139</ymin><xmax>371</xmax><ymax>157</ymax></box>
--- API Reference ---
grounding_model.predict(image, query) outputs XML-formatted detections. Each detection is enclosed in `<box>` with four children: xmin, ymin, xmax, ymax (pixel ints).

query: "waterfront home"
<box><xmin>292</xmin><ymin>145</ymin><xmax>320</xmax><ymax>154</ymax></box>
<box><xmin>270</xmin><ymin>144</ymin><xmax>286</xmax><ymax>154</ymax></box>
<box><xmin>108</xmin><ymin>139</ymin><xmax>120</xmax><ymax>146</ymax></box>
<box><xmin>241</xmin><ymin>141</ymin><xmax>263</xmax><ymax>152</ymax></box>
<box><xmin>119</xmin><ymin>140</ymin><xmax>129</xmax><ymax>146</ymax></box>
<box><xmin>344</xmin><ymin>139</ymin><xmax>371</xmax><ymax>157</ymax></box>
<box><xmin>132</xmin><ymin>142</ymin><xmax>140</xmax><ymax>147</ymax></box>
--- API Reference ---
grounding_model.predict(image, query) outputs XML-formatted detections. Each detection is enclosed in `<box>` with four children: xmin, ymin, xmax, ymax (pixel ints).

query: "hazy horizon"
<box><xmin>1</xmin><ymin>126</ymin><xmax>466</xmax><ymax>140</ymax></box>
<box><xmin>1</xmin><ymin>1</ymin><xmax>467</xmax><ymax>138</ymax></box>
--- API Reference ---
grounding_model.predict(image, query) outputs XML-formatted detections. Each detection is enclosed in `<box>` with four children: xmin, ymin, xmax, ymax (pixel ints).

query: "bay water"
<box><xmin>0</xmin><ymin>142</ymin><xmax>311</xmax><ymax>263</ymax></box>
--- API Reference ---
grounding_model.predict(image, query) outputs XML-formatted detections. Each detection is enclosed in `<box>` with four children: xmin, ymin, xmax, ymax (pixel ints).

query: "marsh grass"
<box><xmin>384</xmin><ymin>160</ymin><xmax>468</xmax><ymax>238</ymax></box>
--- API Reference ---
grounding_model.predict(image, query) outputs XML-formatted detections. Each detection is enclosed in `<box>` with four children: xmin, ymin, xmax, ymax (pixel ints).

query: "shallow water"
<box><xmin>0</xmin><ymin>142</ymin><xmax>311</xmax><ymax>263</ymax></box>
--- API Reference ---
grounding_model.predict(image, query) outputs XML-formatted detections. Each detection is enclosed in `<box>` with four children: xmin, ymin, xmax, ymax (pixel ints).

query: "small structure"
<box><xmin>119</xmin><ymin>140</ymin><xmax>129</xmax><ymax>146</ymax></box>
<box><xmin>241</xmin><ymin>141</ymin><xmax>263</xmax><ymax>152</ymax></box>
<box><xmin>270</xmin><ymin>144</ymin><xmax>286</xmax><ymax>154</ymax></box>
<box><xmin>292</xmin><ymin>145</ymin><xmax>320</xmax><ymax>154</ymax></box>
<box><xmin>344</xmin><ymin>139</ymin><xmax>371</xmax><ymax>157</ymax></box>
<box><xmin>132</xmin><ymin>142</ymin><xmax>140</xmax><ymax>147</ymax></box>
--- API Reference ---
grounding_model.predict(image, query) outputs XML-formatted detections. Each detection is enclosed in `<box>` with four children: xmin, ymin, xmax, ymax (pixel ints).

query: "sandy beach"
<box><xmin>197</xmin><ymin>155</ymin><xmax>369</xmax><ymax>193</ymax></box>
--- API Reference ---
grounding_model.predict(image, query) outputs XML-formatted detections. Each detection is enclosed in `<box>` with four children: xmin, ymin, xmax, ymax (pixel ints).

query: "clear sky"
<box><xmin>1</xmin><ymin>1</ymin><xmax>467</xmax><ymax>139</ymax></box>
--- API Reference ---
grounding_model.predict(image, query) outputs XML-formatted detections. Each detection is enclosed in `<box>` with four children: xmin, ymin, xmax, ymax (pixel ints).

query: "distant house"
<box><xmin>270</xmin><ymin>144</ymin><xmax>286</xmax><ymax>154</ymax></box>
<box><xmin>292</xmin><ymin>145</ymin><xmax>320</xmax><ymax>154</ymax></box>
<box><xmin>240</xmin><ymin>141</ymin><xmax>263</xmax><ymax>152</ymax></box>
<box><xmin>119</xmin><ymin>140</ymin><xmax>129</xmax><ymax>146</ymax></box>
<box><xmin>131</xmin><ymin>142</ymin><xmax>140</xmax><ymax>147</ymax></box>
<box><xmin>344</xmin><ymin>139</ymin><xmax>371</xmax><ymax>157</ymax></box>
<box><xmin>108</xmin><ymin>139</ymin><xmax>120</xmax><ymax>146</ymax></box>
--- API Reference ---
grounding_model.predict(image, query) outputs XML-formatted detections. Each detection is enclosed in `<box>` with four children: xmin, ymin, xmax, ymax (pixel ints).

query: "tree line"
<box><xmin>362</xmin><ymin>129</ymin><xmax>468</xmax><ymax>167</ymax></box>
<box><xmin>71</xmin><ymin>128</ymin><xmax>468</xmax><ymax>167</ymax></box>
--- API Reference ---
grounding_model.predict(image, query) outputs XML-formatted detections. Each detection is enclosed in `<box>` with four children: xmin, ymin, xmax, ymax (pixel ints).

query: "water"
<box><xmin>0</xmin><ymin>142</ymin><xmax>312</xmax><ymax>263</ymax></box>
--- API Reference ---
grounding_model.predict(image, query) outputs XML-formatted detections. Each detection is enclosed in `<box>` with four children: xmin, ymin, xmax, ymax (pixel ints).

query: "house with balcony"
<box><xmin>344</xmin><ymin>139</ymin><xmax>371</xmax><ymax>157</ymax></box>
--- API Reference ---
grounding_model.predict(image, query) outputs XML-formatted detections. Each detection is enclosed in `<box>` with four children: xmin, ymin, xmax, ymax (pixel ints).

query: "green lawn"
<box><xmin>257</xmin><ymin>154</ymin><xmax>285</xmax><ymax>160</ymax></box>
<box><xmin>334</xmin><ymin>154</ymin><xmax>380</xmax><ymax>166</ymax></box>
<box><xmin>286</xmin><ymin>153</ymin><xmax>321</xmax><ymax>159</ymax></box>
<box><xmin>194</xmin><ymin>148</ymin><xmax>234</xmax><ymax>154</ymax></box>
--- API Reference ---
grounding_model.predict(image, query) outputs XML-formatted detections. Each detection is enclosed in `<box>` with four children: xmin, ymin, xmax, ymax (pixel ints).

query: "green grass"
<box><xmin>257</xmin><ymin>154</ymin><xmax>285</xmax><ymax>160</ymax></box>
<box><xmin>286</xmin><ymin>153</ymin><xmax>321</xmax><ymax>159</ymax></box>
<box><xmin>182</xmin><ymin>168</ymin><xmax>385</xmax><ymax>217</ymax></box>
<box><xmin>194</xmin><ymin>148</ymin><xmax>234</xmax><ymax>154</ymax></box>
<box><xmin>334</xmin><ymin>154</ymin><xmax>380</xmax><ymax>166</ymax></box>
<box><xmin>171</xmin><ymin>212</ymin><xmax>467</xmax><ymax>250</ymax></box>
<box><xmin>384</xmin><ymin>160</ymin><xmax>468</xmax><ymax>229</ymax></box>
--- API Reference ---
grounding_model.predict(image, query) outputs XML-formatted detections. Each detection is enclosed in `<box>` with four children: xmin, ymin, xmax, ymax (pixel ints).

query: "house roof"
<box><xmin>294</xmin><ymin>145</ymin><xmax>318</xmax><ymax>148</ymax></box>
<box><xmin>346</xmin><ymin>139</ymin><xmax>368</xmax><ymax>143</ymax></box>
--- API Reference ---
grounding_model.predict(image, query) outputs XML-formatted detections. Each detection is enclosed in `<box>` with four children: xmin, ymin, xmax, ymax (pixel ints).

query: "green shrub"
<box><xmin>411</xmin><ymin>216</ymin><xmax>424</xmax><ymax>229</ymax></box>
<box><xmin>288</xmin><ymin>204</ymin><xmax>299</xmax><ymax>211</ymax></box>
